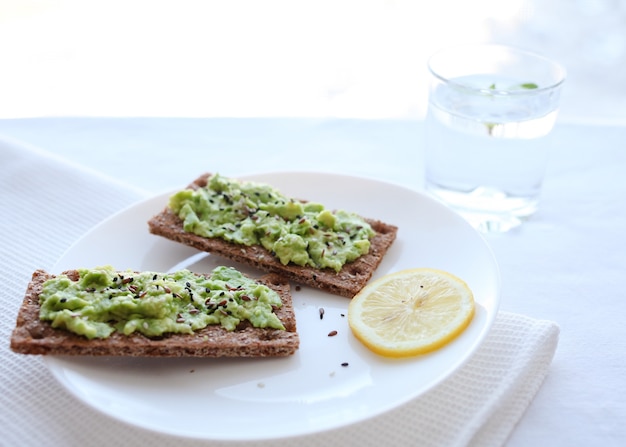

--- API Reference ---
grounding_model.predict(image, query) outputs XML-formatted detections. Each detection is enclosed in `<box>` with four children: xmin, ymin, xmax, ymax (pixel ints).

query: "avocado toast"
<box><xmin>10</xmin><ymin>266</ymin><xmax>299</xmax><ymax>357</ymax></box>
<box><xmin>148</xmin><ymin>173</ymin><xmax>398</xmax><ymax>298</ymax></box>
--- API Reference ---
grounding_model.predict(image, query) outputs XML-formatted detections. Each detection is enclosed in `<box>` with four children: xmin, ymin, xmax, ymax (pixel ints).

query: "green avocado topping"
<box><xmin>38</xmin><ymin>266</ymin><xmax>285</xmax><ymax>340</ymax></box>
<box><xmin>169</xmin><ymin>174</ymin><xmax>375</xmax><ymax>272</ymax></box>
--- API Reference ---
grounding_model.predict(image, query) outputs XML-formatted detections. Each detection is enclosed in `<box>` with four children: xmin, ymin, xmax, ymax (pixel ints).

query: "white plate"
<box><xmin>46</xmin><ymin>172</ymin><xmax>500</xmax><ymax>441</ymax></box>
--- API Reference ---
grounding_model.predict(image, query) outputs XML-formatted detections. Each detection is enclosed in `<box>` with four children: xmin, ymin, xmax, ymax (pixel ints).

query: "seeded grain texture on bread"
<box><xmin>10</xmin><ymin>269</ymin><xmax>299</xmax><ymax>357</ymax></box>
<box><xmin>148</xmin><ymin>173</ymin><xmax>398</xmax><ymax>298</ymax></box>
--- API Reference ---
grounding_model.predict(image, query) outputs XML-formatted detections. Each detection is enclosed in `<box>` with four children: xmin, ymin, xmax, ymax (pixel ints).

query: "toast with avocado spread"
<box><xmin>10</xmin><ymin>266</ymin><xmax>299</xmax><ymax>357</ymax></box>
<box><xmin>148</xmin><ymin>173</ymin><xmax>398</xmax><ymax>298</ymax></box>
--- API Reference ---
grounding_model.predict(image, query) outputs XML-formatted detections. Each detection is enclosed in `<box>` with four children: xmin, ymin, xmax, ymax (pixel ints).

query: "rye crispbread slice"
<box><xmin>10</xmin><ymin>269</ymin><xmax>299</xmax><ymax>357</ymax></box>
<box><xmin>148</xmin><ymin>173</ymin><xmax>398</xmax><ymax>298</ymax></box>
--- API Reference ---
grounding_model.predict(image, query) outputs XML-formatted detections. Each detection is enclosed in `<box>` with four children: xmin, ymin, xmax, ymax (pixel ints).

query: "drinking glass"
<box><xmin>424</xmin><ymin>44</ymin><xmax>566</xmax><ymax>233</ymax></box>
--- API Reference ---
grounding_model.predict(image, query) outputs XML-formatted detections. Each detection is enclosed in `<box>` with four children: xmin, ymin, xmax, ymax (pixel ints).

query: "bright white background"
<box><xmin>1</xmin><ymin>0</ymin><xmax>625</xmax><ymax>124</ymax></box>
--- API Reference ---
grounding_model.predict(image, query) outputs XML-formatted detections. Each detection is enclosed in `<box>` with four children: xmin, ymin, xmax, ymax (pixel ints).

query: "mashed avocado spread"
<box><xmin>39</xmin><ymin>265</ymin><xmax>285</xmax><ymax>340</ymax></box>
<box><xmin>169</xmin><ymin>174</ymin><xmax>375</xmax><ymax>272</ymax></box>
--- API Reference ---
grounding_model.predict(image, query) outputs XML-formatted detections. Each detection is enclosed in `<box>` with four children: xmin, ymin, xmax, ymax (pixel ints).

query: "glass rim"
<box><xmin>427</xmin><ymin>44</ymin><xmax>566</xmax><ymax>95</ymax></box>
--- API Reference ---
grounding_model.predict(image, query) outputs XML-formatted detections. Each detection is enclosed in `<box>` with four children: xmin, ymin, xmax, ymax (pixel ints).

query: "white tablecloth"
<box><xmin>1</xmin><ymin>117</ymin><xmax>624</xmax><ymax>446</ymax></box>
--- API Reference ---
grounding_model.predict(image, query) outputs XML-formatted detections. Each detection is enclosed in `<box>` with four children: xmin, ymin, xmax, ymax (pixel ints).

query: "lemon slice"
<box><xmin>348</xmin><ymin>268</ymin><xmax>475</xmax><ymax>357</ymax></box>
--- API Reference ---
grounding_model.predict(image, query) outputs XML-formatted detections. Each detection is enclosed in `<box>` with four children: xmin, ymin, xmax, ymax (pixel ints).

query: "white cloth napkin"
<box><xmin>0</xmin><ymin>139</ymin><xmax>559</xmax><ymax>447</ymax></box>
